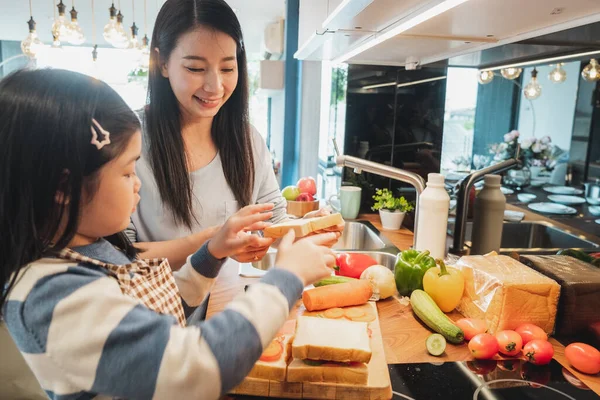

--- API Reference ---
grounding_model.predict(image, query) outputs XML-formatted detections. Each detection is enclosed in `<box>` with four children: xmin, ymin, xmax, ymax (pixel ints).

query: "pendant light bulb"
<box><xmin>548</xmin><ymin>63</ymin><xmax>567</xmax><ymax>83</ymax></box>
<box><xmin>500</xmin><ymin>67</ymin><xmax>522</xmax><ymax>80</ymax></box>
<box><xmin>103</xmin><ymin>2</ymin><xmax>120</xmax><ymax>45</ymax></box>
<box><xmin>67</xmin><ymin>6</ymin><xmax>86</xmax><ymax>45</ymax></box>
<box><xmin>478</xmin><ymin>70</ymin><xmax>494</xmax><ymax>84</ymax></box>
<box><xmin>52</xmin><ymin>0</ymin><xmax>71</xmax><ymax>42</ymax></box>
<box><xmin>582</xmin><ymin>59</ymin><xmax>600</xmax><ymax>82</ymax></box>
<box><xmin>22</xmin><ymin>17</ymin><xmax>44</xmax><ymax>59</ymax></box>
<box><xmin>111</xmin><ymin>10</ymin><xmax>129</xmax><ymax>49</ymax></box>
<box><xmin>524</xmin><ymin>68</ymin><xmax>542</xmax><ymax>100</ymax></box>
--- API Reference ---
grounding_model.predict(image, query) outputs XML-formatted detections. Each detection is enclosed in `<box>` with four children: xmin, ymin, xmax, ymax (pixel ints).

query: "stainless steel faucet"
<box><xmin>335</xmin><ymin>154</ymin><xmax>426</xmax><ymax>248</ymax></box>
<box><xmin>450</xmin><ymin>157</ymin><xmax>521</xmax><ymax>255</ymax></box>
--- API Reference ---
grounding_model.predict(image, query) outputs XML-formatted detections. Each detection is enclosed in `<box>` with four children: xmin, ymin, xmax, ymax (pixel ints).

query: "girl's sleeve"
<box><xmin>8</xmin><ymin>264</ymin><xmax>302</xmax><ymax>400</ymax></box>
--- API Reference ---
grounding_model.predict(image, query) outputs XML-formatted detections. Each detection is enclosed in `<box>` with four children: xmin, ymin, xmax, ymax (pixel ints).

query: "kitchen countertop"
<box><xmin>208</xmin><ymin>213</ymin><xmax>600</xmax><ymax>398</ymax></box>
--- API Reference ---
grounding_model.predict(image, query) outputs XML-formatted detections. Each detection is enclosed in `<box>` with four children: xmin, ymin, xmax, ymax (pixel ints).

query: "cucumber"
<box><xmin>426</xmin><ymin>333</ymin><xmax>446</xmax><ymax>356</ymax></box>
<box><xmin>410</xmin><ymin>290</ymin><xmax>464</xmax><ymax>344</ymax></box>
<box><xmin>314</xmin><ymin>276</ymin><xmax>356</xmax><ymax>287</ymax></box>
<box><xmin>557</xmin><ymin>249</ymin><xmax>594</xmax><ymax>263</ymax></box>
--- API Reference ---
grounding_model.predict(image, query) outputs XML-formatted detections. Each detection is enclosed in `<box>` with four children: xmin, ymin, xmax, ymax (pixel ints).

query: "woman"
<box><xmin>128</xmin><ymin>0</ymin><xmax>341</xmax><ymax>268</ymax></box>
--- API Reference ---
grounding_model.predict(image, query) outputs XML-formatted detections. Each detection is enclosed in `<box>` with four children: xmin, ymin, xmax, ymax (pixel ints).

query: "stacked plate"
<box><xmin>528</xmin><ymin>202</ymin><xmax>577</xmax><ymax>215</ymax></box>
<box><xmin>543</xmin><ymin>186</ymin><xmax>584</xmax><ymax>195</ymax></box>
<box><xmin>547</xmin><ymin>195</ymin><xmax>586</xmax><ymax>205</ymax></box>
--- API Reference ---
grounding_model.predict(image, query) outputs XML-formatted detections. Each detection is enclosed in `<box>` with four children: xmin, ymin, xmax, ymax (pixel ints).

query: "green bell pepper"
<box><xmin>394</xmin><ymin>249</ymin><xmax>437</xmax><ymax>296</ymax></box>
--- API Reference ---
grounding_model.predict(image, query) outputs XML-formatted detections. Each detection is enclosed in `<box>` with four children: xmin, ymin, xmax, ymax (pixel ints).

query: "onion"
<box><xmin>360</xmin><ymin>265</ymin><xmax>396</xmax><ymax>300</ymax></box>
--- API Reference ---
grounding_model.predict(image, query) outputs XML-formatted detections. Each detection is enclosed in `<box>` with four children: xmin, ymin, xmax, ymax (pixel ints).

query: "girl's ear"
<box><xmin>155</xmin><ymin>48</ymin><xmax>169</xmax><ymax>78</ymax></box>
<box><xmin>55</xmin><ymin>170</ymin><xmax>70</xmax><ymax>205</ymax></box>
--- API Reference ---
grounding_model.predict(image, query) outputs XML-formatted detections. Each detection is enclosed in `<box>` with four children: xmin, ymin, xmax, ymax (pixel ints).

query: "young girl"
<box><xmin>0</xmin><ymin>69</ymin><xmax>336</xmax><ymax>400</ymax></box>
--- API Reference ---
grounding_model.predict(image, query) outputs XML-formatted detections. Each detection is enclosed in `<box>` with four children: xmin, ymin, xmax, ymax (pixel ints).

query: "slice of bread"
<box><xmin>247</xmin><ymin>334</ymin><xmax>294</xmax><ymax>382</ymax></box>
<box><xmin>292</xmin><ymin>316</ymin><xmax>372</xmax><ymax>363</ymax></box>
<box><xmin>263</xmin><ymin>213</ymin><xmax>343</xmax><ymax>239</ymax></box>
<box><xmin>286</xmin><ymin>358</ymin><xmax>368</xmax><ymax>385</ymax></box>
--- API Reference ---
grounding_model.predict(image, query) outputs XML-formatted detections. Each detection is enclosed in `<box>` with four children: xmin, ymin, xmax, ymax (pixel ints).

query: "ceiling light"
<box><xmin>67</xmin><ymin>2</ymin><xmax>86</xmax><ymax>45</ymax></box>
<box><xmin>582</xmin><ymin>59</ymin><xmax>600</xmax><ymax>82</ymax></box>
<box><xmin>548</xmin><ymin>63</ymin><xmax>567</xmax><ymax>83</ymax></box>
<box><xmin>483</xmin><ymin>50</ymin><xmax>600</xmax><ymax>73</ymax></box>
<box><xmin>477</xmin><ymin>70</ymin><xmax>494</xmax><ymax>84</ymax></box>
<box><xmin>524</xmin><ymin>68</ymin><xmax>542</xmax><ymax>100</ymax></box>
<box><xmin>362</xmin><ymin>76</ymin><xmax>446</xmax><ymax>90</ymax></box>
<box><xmin>500</xmin><ymin>67</ymin><xmax>522</xmax><ymax>80</ymax></box>
<box><xmin>333</xmin><ymin>0</ymin><xmax>471</xmax><ymax>64</ymax></box>
<box><xmin>52</xmin><ymin>0</ymin><xmax>71</xmax><ymax>43</ymax></box>
<box><xmin>22</xmin><ymin>1</ymin><xmax>44</xmax><ymax>59</ymax></box>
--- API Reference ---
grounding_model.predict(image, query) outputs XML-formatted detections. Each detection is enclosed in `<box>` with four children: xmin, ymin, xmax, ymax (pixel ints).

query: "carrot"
<box><xmin>260</xmin><ymin>339</ymin><xmax>283</xmax><ymax>362</ymax></box>
<box><xmin>323</xmin><ymin>307</ymin><xmax>344</xmax><ymax>319</ymax></box>
<box><xmin>302</xmin><ymin>280</ymin><xmax>373</xmax><ymax>312</ymax></box>
<box><xmin>344</xmin><ymin>308</ymin><xmax>365</xmax><ymax>319</ymax></box>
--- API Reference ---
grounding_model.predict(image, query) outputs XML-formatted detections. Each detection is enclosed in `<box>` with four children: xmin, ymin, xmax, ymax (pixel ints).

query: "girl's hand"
<box><xmin>275</xmin><ymin>230</ymin><xmax>337</xmax><ymax>287</ymax></box>
<box><xmin>208</xmin><ymin>204</ymin><xmax>275</xmax><ymax>260</ymax></box>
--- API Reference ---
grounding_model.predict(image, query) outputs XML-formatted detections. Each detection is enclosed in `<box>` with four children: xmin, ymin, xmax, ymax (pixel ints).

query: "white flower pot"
<box><xmin>379</xmin><ymin>210</ymin><xmax>406</xmax><ymax>231</ymax></box>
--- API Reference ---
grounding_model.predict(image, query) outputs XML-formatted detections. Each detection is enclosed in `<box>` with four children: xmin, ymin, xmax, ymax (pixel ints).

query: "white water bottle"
<box><xmin>415</xmin><ymin>173</ymin><xmax>450</xmax><ymax>259</ymax></box>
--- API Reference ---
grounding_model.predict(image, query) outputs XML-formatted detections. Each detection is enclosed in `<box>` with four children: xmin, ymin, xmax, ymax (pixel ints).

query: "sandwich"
<box><xmin>263</xmin><ymin>213</ymin><xmax>344</xmax><ymax>239</ymax></box>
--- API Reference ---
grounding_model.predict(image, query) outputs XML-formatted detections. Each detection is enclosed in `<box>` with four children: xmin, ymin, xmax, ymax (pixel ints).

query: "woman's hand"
<box><xmin>230</xmin><ymin>237</ymin><xmax>275</xmax><ymax>263</ymax></box>
<box><xmin>208</xmin><ymin>204</ymin><xmax>275</xmax><ymax>260</ymax></box>
<box><xmin>275</xmin><ymin>230</ymin><xmax>337</xmax><ymax>287</ymax></box>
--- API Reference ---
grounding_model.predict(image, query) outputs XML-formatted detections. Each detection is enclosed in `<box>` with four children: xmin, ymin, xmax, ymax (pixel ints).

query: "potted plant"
<box><xmin>371</xmin><ymin>188</ymin><xmax>414</xmax><ymax>231</ymax></box>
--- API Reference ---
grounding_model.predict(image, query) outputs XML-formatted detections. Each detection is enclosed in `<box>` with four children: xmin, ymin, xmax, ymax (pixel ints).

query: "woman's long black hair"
<box><xmin>0</xmin><ymin>69</ymin><xmax>140</xmax><ymax>310</ymax></box>
<box><xmin>147</xmin><ymin>0</ymin><xmax>254</xmax><ymax>228</ymax></box>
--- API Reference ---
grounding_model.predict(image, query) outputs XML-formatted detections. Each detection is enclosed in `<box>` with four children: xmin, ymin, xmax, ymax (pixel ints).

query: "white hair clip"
<box><xmin>91</xmin><ymin>118</ymin><xmax>111</xmax><ymax>150</ymax></box>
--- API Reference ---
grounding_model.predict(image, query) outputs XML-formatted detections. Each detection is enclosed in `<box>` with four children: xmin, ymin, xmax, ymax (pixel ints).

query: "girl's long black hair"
<box><xmin>147</xmin><ymin>0</ymin><xmax>254</xmax><ymax>228</ymax></box>
<box><xmin>0</xmin><ymin>69</ymin><xmax>140</xmax><ymax>310</ymax></box>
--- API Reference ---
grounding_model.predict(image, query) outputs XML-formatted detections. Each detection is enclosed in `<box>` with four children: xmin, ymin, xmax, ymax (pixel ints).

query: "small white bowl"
<box><xmin>517</xmin><ymin>193</ymin><xmax>536</xmax><ymax>203</ymax></box>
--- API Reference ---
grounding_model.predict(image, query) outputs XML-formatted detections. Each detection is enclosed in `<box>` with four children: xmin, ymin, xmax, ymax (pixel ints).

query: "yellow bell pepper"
<box><xmin>422</xmin><ymin>260</ymin><xmax>465</xmax><ymax>313</ymax></box>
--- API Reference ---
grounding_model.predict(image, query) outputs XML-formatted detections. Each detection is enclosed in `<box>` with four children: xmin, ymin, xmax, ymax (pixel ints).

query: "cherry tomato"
<box><xmin>564</xmin><ymin>342</ymin><xmax>600</xmax><ymax>375</ymax></box>
<box><xmin>495</xmin><ymin>330</ymin><xmax>523</xmax><ymax>357</ymax></box>
<box><xmin>515</xmin><ymin>323</ymin><xmax>547</xmax><ymax>345</ymax></box>
<box><xmin>468</xmin><ymin>333</ymin><xmax>499</xmax><ymax>360</ymax></box>
<box><xmin>497</xmin><ymin>359</ymin><xmax>520</xmax><ymax>372</ymax></box>
<box><xmin>521</xmin><ymin>363</ymin><xmax>551</xmax><ymax>388</ymax></box>
<box><xmin>456</xmin><ymin>318</ymin><xmax>487</xmax><ymax>341</ymax></box>
<box><xmin>466</xmin><ymin>359</ymin><xmax>497</xmax><ymax>375</ymax></box>
<box><xmin>523</xmin><ymin>339</ymin><xmax>554</xmax><ymax>365</ymax></box>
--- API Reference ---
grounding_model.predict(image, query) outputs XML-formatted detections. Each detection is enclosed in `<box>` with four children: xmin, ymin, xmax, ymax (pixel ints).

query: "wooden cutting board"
<box><xmin>229</xmin><ymin>302</ymin><xmax>392</xmax><ymax>400</ymax></box>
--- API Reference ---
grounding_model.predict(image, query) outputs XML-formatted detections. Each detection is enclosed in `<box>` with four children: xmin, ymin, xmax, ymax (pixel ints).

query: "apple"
<box><xmin>282</xmin><ymin>186</ymin><xmax>301</xmax><ymax>201</ymax></box>
<box><xmin>296</xmin><ymin>193</ymin><xmax>314</xmax><ymax>202</ymax></box>
<box><xmin>297</xmin><ymin>177</ymin><xmax>317</xmax><ymax>196</ymax></box>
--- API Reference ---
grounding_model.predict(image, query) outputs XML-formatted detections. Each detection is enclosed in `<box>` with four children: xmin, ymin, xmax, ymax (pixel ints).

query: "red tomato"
<box><xmin>564</xmin><ymin>343</ymin><xmax>600</xmax><ymax>375</ymax></box>
<box><xmin>521</xmin><ymin>363</ymin><xmax>551</xmax><ymax>388</ymax></box>
<box><xmin>515</xmin><ymin>323</ymin><xmax>547</xmax><ymax>345</ymax></box>
<box><xmin>495</xmin><ymin>330</ymin><xmax>523</xmax><ymax>357</ymax></box>
<box><xmin>466</xmin><ymin>360</ymin><xmax>497</xmax><ymax>375</ymax></box>
<box><xmin>456</xmin><ymin>318</ymin><xmax>487</xmax><ymax>341</ymax></box>
<box><xmin>334</xmin><ymin>253</ymin><xmax>378</xmax><ymax>278</ymax></box>
<box><xmin>468</xmin><ymin>333</ymin><xmax>499</xmax><ymax>360</ymax></box>
<box><xmin>523</xmin><ymin>340</ymin><xmax>554</xmax><ymax>365</ymax></box>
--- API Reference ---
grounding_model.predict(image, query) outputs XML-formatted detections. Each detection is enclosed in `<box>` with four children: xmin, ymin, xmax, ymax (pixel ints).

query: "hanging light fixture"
<box><xmin>548</xmin><ymin>63</ymin><xmax>567</xmax><ymax>83</ymax></box>
<box><xmin>21</xmin><ymin>0</ymin><xmax>44</xmax><ymax>59</ymax></box>
<box><xmin>127</xmin><ymin>0</ymin><xmax>142</xmax><ymax>51</ymax></box>
<box><xmin>91</xmin><ymin>0</ymin><xmax>100</xmax><ymax>79</ymax></box>
<box><xmin>500</xmin><ymin>67</ymin><xmax>522</xmax><ymax>80</ymax></box>
<box><xmin>67</xmin><ymin>1</ymin><xmax>85</xmax><ymax>45</ymax></box>
<box><xmin>103</xmin><ymin>1</ymin><xmax>127</xmax><ymax>47</ymax></box>
<box><xmin>52</xmin><ymin>0</ymin><xmax>72</xmax><ymax>43</ymax></box>
<box><xmin>524</xmin><ymin>68</ymin><xmax>542</xmax><ymax>100</ymax></box>
<box><xmin>582</xmin><ymin>59</ymin><xmax>600</xmax><ymax>82</ymax></box>
<box><xmin>138</xmin><ymin>0</ymin><xmax>150</xmax><ymax>69</ymax></box>
<box><xmin>477</xmin><ymin>70</ymin><xmax>494</xmax><ymax>84</ymax></box>
<box><xmin>50</xmin><ymin>0</ymin><xmax>62</xmax><ymax>49</ymax></box>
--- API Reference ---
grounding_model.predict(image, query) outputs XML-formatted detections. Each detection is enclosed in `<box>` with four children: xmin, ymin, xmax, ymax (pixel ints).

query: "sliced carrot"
<box><xmin>302</xmin><ymin>280</ymin><xmax>372</xmax><ymax>312</ymax></box>
<box><xmin>344</xmin><ymin>308</ymin><xmax>366</xmax><ymax>319</ymax></box>
<box><xmin>323</xmin><ymin>308</ymin><xmax>344</xmax><ymax>319</ymax></box>
<box><xmin>351</xmin><ymin>313</ymin><xmax>376</xmax><ymax>322</ymax></box>
<box><xmin>260</xmin><ymin>339</ymin><xmax>283</xmax><ymax>362</ymax></box>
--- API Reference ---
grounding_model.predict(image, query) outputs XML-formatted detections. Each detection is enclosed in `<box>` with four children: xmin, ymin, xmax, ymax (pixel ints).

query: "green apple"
<box><xmin>282</xmin><ymin>185</ymin><xmax>301</xmax><ymax>201</ymax></box>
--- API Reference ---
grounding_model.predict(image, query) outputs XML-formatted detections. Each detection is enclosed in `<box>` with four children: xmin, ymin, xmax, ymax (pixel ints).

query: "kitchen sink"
<box><xmin>448</xmin><ymin>221</ymin><xmax>600</xmax><ymax>254</ymax></box>
<box><xmin>251</xmin><ymin>250</ymin><xmax>399</xmax><ymax>272</ymax></box>
<box><xmin>332</xmin><ymin>221</ymin><xmax>395</xmax><ymax>251</ymax></box>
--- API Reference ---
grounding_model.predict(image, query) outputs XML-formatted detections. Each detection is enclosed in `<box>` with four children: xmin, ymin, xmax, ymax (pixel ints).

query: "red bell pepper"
<box><xmin>334</xmin><ymin>253</ymin><xmax>378</xmax><ymax>279</ymax></box>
